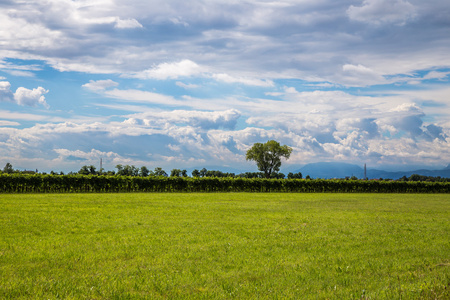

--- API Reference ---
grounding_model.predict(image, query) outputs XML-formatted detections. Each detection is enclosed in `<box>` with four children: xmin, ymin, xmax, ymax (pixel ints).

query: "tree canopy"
<box><xmin>246</xmin><ymin>140</ymin><xmax>292</xmax><ymax>178</ymax></box>
<box><xmin>3</xmin><ymin>163</ymin><xmax>14</xmax><ymax>174</ymax></box>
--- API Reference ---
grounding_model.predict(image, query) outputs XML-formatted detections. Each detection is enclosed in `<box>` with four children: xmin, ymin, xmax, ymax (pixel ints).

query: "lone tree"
<box><xmin>246</xmin><ymin>140</ymin><xmax>292</xmax><ymax>178</ymax></box>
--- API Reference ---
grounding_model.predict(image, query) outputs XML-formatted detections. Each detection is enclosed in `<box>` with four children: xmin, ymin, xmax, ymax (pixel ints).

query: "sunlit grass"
<box><xmin>1</xmin><ymin>193</ymin><xmax>449</xmax><ymax>299</ymax></box>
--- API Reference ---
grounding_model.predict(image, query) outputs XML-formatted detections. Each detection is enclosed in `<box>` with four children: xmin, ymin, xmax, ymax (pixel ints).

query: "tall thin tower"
<box><xmin>364</xmin><ymin>163</ymin><xmax>367</xmax><ymax>180</ymax></box>
<box><xmin>100</xmin><ymin>158</ymin><xmax>103</xmax><ymax>173</ymax></box>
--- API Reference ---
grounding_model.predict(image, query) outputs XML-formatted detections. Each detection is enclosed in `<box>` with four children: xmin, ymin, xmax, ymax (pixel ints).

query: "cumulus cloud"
<box><xmin>124</xmin><ymin>109</ymin><xmax>241</xmax><ymax>130</ymax></box>
<box><xmin>0</xmin><ymin>81</ymin><xmax>13</xmax><ymax>102</ymax></box>
<box><xmin>14</xmin><ymin>87</ymin><xmax>49</xmax><ymax>108</ymax></box>
<box><xmin>0</xmin><ymin>81</ymin><xmax>49</xmax><ymax>108</ymax></box>
<box><xmin>347</xmin><ymin>0</ymin><xmax>416</xmax><ymax>25</ymax></box>
<box><xmin>380</xmin><ymin>103</ymin><xmax>447</xmax><ymax>141</ymax></box>
<box><xmin>1</xmin><ymin>106</ymin><xmax>449</xmax><ymax>173</ymax></box>
<box><xmin>54</xmin><ymin>148</ymin><xmax>121</xmax><ymax>161</ymax></box>
<box><xmin>77</xmin><ymin>76</ymin><xmax>450</xmax><ymax>168</ymax></box>
<box><xmin>424</xmin><ymin>124</ymin><xmax>446</xmax><ymax>141</ymax></box>
<box><xmin>335</xmin><ymin>118</ymin><xmax>380</xmax><ymax>140</ymax></box>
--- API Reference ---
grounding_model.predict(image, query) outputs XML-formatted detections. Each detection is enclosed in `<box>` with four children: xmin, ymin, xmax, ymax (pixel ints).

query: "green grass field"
<box><xmin>1</xmin><ymin>193</ymin><xmax>449</xmax><ymax>299</ymax></box>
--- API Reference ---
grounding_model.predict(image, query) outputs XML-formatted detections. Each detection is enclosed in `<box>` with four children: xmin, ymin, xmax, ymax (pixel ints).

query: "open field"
<box><xmin>0</xmin><ymin>193</ymin><xmax>449</xmax><ymax>299</ymax></box>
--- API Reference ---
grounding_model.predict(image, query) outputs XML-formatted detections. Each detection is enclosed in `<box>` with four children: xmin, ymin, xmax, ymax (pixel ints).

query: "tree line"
<box><xmin>1</xmin><ymin>162</ymin><xmax>303</xmax><ymax>179</ymax></box>
<box><xmin>2</xmin><ymin>162</ymin><xmax>449</xmax><ymax>182</ymax></box>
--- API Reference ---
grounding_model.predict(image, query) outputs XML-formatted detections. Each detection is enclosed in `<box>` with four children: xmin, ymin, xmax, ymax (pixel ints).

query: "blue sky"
<box><xmin>1</xmin><ymin>0</ymin><xmax>450</xmax><ymax>173</ymax></box>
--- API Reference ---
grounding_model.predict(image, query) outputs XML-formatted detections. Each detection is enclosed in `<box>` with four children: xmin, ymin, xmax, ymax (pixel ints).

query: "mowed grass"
<box><xmin>0</xmin><ymin>193</ymin><xmax>449</xmax><ymax>299</ymax></box>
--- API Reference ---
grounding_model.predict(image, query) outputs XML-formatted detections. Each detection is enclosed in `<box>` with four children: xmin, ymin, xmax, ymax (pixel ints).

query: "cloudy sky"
<box><xmin>1</xmin><ymin>0</ymin><xmax>449</xmax><ymax>173</ymax></box>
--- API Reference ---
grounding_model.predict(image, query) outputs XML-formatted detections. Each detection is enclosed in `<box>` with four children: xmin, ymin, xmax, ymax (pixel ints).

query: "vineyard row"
<box><xmin>1</xmin><ymin>174</ymin><xmax>449</xmax><ymax>193</ymax></box>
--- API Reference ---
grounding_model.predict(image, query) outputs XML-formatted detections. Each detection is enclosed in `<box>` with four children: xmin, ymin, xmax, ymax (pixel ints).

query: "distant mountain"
<box><xmin>297</xmin><ymin>162</ymin><xmax>363</xmax><ymax>179</ymax></box>
<box><xmin>296</xmin><ymin>162</ymin><xmax>450</xmax><ymax>179</ymax></box>
<box><xmin>367</xmin><ymin>168</ymin><xmax>450</xmax><ymax>180</ymax></box>
<box><xmin>176</xmin><ymin>162</ymin><xmax>450</xmax><ymax>179</ymax></box>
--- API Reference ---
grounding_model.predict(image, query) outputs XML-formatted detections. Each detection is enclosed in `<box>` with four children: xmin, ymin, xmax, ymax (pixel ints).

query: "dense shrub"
<box><xmin>0</xmin><ymin>174</ymin><xmax>449</xmax><ymax>193</ymax></box>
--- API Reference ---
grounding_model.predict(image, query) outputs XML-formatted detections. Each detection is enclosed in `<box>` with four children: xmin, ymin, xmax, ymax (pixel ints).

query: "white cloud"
<box><xmin>130</xmin><ymin>60</ymin><xmax>203</xmax><ymax>80</ymax></box>
<box><xmin>176</xmin><ymin>81</ymin><xmax>200</xmax><ymax>89</ymax></box>
<box><xmin>0</xmin><ymin>81</ymin><xmax>49</xmax><ymax>108</ymax></box>
<box><xmin>82</xmin><ymin>80</ymin><xmax>183</xmax><ymax>106</ymax></box>
<box><xmin>0</xmin><ymin>81</ymin><xmax>13</xmax><ymax>102</ymax></box>
<box><xmin>125</xmin><ymin>109</ymin><xmax>241</xmax><ymax>130</ymax></box>
<box><xmin>0</xmin><ymin>120</ymin><xmax>20</xmax><ymax>126</ymax></box>
<box><xmin>0</xmin><ymin>109</ymin><xmax>47</xmax><ymax>121</ymax></box>
<box><xmin>104</xmin><ymin>89</ymin><xmax>180</xmax><ymax>106</ymax></box>
<box><xmin>0</xmin><ymin>10</ymin><xmax>65</xmax><ymax>52</ymax></box>
<box><xmin>423</xmin><ymin>71</ymin><xmax>450</xmax><ymax>80</ymax></box>
<box><xmin>114</xmin><ymin>18</ymin><xmax>143</xmax><ymax>29</ymax></box>
<box><xmin>82</xmin><ymin>79</ymin><xmax>119</xmax><ymax>91</ymax></box>
<box><xmin>129</xmin><ymin>61</ymin><xmax>275</xmax><ymax>87</ymax></box>
<box><xmin>389</xmin><ymin>103</ymin><xmax>422</xmax><ymax>114</ymax></box>
<box><xmin>347</xmin><ymin>0</ymin><xmax>416</xmax><ymax>25</ymax></box>
<box><xmin>6</xmin><ymin>70</ymin><xmax>36</xmax><ymax>77</ymax></box>
<box><xmin>169</xmin><ymin>17</ymin><xmax>189</xmax><ymax>27</ymax></box>
<box><xmin>54</xmin><ymin>148</ymin><xmax>120</xmax><ymax>160</ymax></box>
<box><xmin>339</xmin><ymin>64</ymin><xmax>386</xmax><ymax>86</ymax></box>
<box><xmin>213</xmin><ymin>73</ymin><xmax>274</xmax><ymax>87</ymax></box>
<box><xmin>13</xmin><ymin>87</ymin><xmax>49</xmax><ymax>108</ymax></box>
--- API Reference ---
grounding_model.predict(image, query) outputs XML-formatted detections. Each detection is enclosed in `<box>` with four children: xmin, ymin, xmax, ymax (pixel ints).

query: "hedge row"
<box><xmin>0</xmin><ymin>174</ymin><xmax>449</xmax><ymax>193</ymax></box>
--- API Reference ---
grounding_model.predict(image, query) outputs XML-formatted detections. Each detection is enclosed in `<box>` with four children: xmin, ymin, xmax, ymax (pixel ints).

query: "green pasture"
<box><xmin>0</xmin><ymin>193</ymin><xmax>449</xmax><ymax>299</ymax></box>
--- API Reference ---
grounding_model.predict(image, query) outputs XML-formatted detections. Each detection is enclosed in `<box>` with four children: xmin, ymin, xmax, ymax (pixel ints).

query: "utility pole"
<box><xmin>364</xmin><ymin>163</ymin><xmax>367</xmax><ymax>180</ymax></box>
<box><xmin>100</xmin><ymin>158</ymin><xmax>103</xmax><ymax>174</ymax></box>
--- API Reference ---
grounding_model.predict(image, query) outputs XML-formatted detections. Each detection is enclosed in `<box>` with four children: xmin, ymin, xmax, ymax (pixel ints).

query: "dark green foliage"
<box><xmin>2</xmin><ymin>163</ymin><xmax>14</xmax><ymax>174</ymax></box>
<box><xmin>191</xmin><ymin>168</ymin><xmax>235</xmax><ymax>178</ymax></box>
<box><xmin>78</xmin><ymin>165</ymin><xmax>97</xmax><ymax>175</ymax></box>
<box><xmin>191</xmin><ymin>169</ymin><xmax>200</xmax><ymax>177</ymax></box>
<box><xmin>139</xmin><ymin>166</ymin><xmax>150</xmax><ymax>177</ymax></box>
<box><xmin>170</xmin><ymin>169</ymin><xmax>187</xmax><ymax>177</ymax></box>
<box><xmin>204</xmin><ymin>170</ymin><xmax>235</xmax><ymax>178</ymax></box>
<box><xmin>246</xmin><ymin>140</ymin><xmax>292</xmax><ymax>178</ymax></box>
<box><xmin>271</xmin><ymin>172</ymin><xmax>285</xmax><ymax>179</ymax></box>
<box><xmin>237</xmin><ymin>172</ymin><xmax>264</xmax><ymax>178</ymax></box>
<box><xmin>153</xmin><ymin>167</ymin><xmax>167</xmax><ymax>177</ymax></box>
<box><xmin>115</xmin><ymin>164</ymin><xmax>139</xmax><ymax>176</ymax></box>
<box><xmin>0</xmin><ymin>174</ymin><xmax>449</xmax><ymax>193</ymax></box>
<box><xmin>407</xmin><ymin>174</ymin><xmax>450</xmax><ymax>182</ymax></box>
<box><xmin>288</xmin><ymin>172</ymin><xmax>302</xmax><ymax>179</ymax></box>
<box><xmin>399</xmin><ymin>174</ymin><xmax>450</xmax><ymax>182</ymax></box>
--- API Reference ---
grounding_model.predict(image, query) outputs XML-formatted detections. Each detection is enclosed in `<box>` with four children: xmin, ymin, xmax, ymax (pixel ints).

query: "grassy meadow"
<box><xmin>0</xmin><ymin>193</ymin><xmax>449</xmax><ymax>299</ymax></box>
